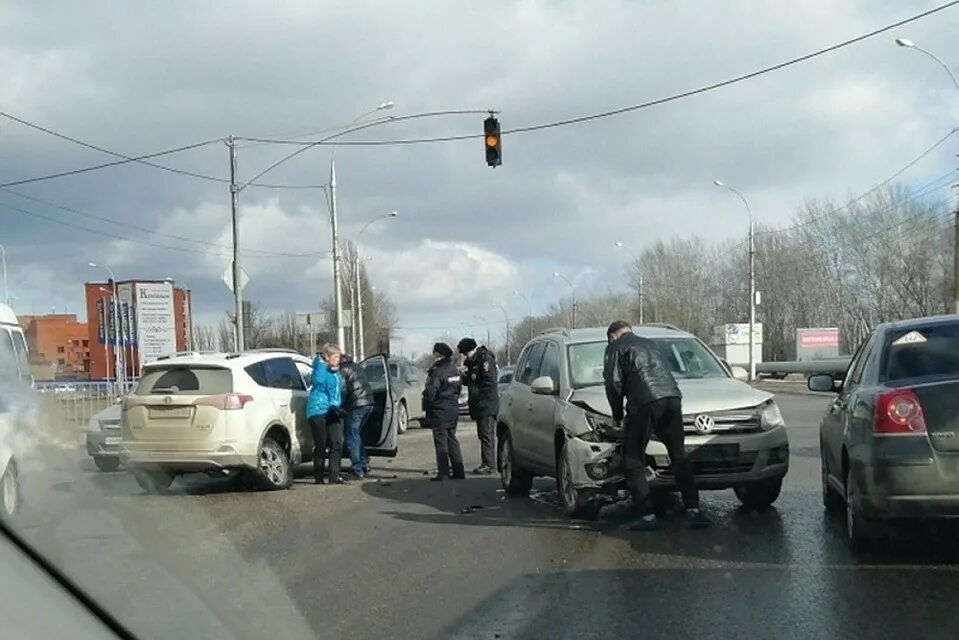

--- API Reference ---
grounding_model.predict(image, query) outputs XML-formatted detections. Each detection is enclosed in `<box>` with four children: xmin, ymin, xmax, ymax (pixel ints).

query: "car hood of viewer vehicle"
<box><xmin>570</xmin><ymin>377</ymin><xmax>772</xmax><ymax>416</ymax></box>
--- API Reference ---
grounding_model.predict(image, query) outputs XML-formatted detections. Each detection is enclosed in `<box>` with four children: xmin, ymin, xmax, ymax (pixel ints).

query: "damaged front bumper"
<box><xmin>564</xmin><ymin>425</ymin><xmax>790</xmax><ymax>493</ymax></box>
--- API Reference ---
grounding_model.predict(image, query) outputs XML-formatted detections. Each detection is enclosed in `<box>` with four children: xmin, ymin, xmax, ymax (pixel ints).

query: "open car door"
<box><xmin>359</xmin><ymin>354</ymin><xmax>399</xmax><ymax>457</ymax></box>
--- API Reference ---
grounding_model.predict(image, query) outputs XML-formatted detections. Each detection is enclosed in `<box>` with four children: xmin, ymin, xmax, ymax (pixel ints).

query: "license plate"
<box><xmin>148</xmin><ymin>406</ymin><xmax>192</xmax><ymax>419</ymax></box>
<box><xmin>105</xmin><ymin>436</ymin><xmax>121</xmax><ymax>445</ymax></box>
<box><xmin>686</xmin><ymin>444</ymin><xmax>740</xmax><ymax>459</ymax></box>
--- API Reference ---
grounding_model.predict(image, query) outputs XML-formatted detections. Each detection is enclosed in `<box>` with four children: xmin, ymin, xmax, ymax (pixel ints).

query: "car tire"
<box><xmin>556</xmin><ymin>441</ymin><xmax>601</xmax><ymax>520</ymax></box>
<box><xmin>734</xmin><ymin>477</ymin><xmax>783</xmax><ymax>510</ymax></box>
<box><xmin>133</xmin><ymin>469</ymin><xmax>174</xmax><ymax>493</ymax></box>
<box><xmin>255</xmin><ymin>437</ymin><xmax>293</xmax><ymax>491</ymax></box>
<box><xmin>93</xmin><ymin>456</ymin><xmax>120</xmax><ymax>473</ymax></box>
<box><xmin>845</xmin><ymin>467</ymin><xmax>873</xmax><ymax>553</ymax></box>
<box><xmin>397</xmin><ymin>401</ymin><xmax>409</xmax><ymax>435</ymax></box>
<box><xmin>821</xmin><ymin>449</ymin><xmax>843</xmax><ymax>513</ymax></box>
<box><xmin>499</xmin><ymin>429</ymin><xmax>533</xmax><ymax>497</ymax></box>
<box><xmin>1</xmin><ymin>461</ymin><xmax>20</xmax><ymax>518</ymax></box>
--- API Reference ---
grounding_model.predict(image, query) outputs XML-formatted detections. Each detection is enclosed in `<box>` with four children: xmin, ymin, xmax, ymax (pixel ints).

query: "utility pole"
<box><xmin>355</xmin><ymin>253</ymin><xmax>365</xmax><ymax>358</ymax></box>
<box><xmin>330</xmin><ymin>158</ymin><xmax>346</xmax><ymax>349</ymax></box>
<box><xmin>638</xmin><ymin>273</ymin><xmax>645</xmax><ymax>325</ymax></box>
<box><xmin>748</xmin><ymin>216</ymin><xmax>757</xmax><ymax>382</ymax></box>
<box><xmin>953</xmin><ymin>184</ymin><xmax>959</xmax><ymax>314</ymax></box>
<box><xmin>228</xmin><ymin>135</ymin><xmax>244</xmax><ymax>352</ymax></box>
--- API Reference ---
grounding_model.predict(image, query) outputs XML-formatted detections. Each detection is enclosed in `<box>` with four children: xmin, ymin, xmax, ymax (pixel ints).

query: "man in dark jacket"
<box><xmin>423</xmin><ymin>342</ymin><xmax>465</xmax><ymax>481</ymax></box>
<box><xmin>603</xmin><ymin>320</ymin><xmax>710</xmax><ymax>530</ymax></box>
<box><xmin>457</xmin><ymin>337</ymin><xmax>499</xmax><ymax>475</ymax></box>
<box><xmin>339</xmin><ymin>354</ymin><xmax>374</xmax><ymax>479</ymax></box>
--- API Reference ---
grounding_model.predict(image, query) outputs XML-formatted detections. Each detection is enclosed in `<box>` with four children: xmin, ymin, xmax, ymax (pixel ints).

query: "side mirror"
<box><xmin>730</xmin><ymin>366</ymin><xmax>749</xmax><ymax>382</ymax></box>
<box><xmin>808</xmin><ymin>373</ymin><xmax>839</xmax><ymax>393</ymax></box>
<box><xmin>530</xmin><ymin>376</ymin><xmax>557</xmax><ymax>395</ymax></box>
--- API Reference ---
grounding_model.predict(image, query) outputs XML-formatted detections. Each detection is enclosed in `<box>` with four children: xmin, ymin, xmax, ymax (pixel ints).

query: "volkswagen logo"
<box><xmin>693</xmin><ymin>414</ymin><xmax>715</xmax><ymax>434</ymax></box>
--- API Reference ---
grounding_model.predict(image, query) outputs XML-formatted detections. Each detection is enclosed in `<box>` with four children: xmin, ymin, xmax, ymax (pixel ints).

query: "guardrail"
<box><xmin>755</xmin><ymin>358</ymin><xmax>851</xmax><ymax>375</ymax></box>
<box><xmin>34</xmin><ymin>380</ymin><xmax>137</xmax><ymax>429</ymax></box>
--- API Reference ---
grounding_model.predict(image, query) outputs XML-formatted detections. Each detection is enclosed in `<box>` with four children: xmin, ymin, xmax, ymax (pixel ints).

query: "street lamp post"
<box><xmin>89</xmin><ymin>262</ymin><xmax>122</xmax><ymax>391</ymax></box>
<box><xmin>896</xmin><ymin>37</ymin><xmax>959</xmax><ymax>314</ymax></box>
<box><xmin>614</xmin><ymin>241</ymin><xmax>644</xmax><ymax>325</ymax></box>
<box><xmin>355</xmin><ymin>211</ymin><xmax>398</xmax><ymax>359</ymax></box>
<box><xmin>474</xmin><ymin>315</ymin><xmax>492</xmax><ymax>350</ymax></box>
<box><xmin>492</xmin><ymin>303</ymin><xmax>511</xmax><ymax>365</ymax></box>
<box><xmin>514</xmin><ymin>290</ymin><xmax>533</xmax><ymax>341</ymax></box>
<box><xmin>713</xmin><ymin>180</ymin><xmax>757</xmax><ymax>381</ymax></box>
<box><xmin>553</xmin><ymin>272</ymin><xmax>577</xmax><ymax>328</ymax></box>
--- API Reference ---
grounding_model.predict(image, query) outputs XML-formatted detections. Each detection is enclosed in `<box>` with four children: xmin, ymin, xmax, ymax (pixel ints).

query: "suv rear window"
<box><xmin>134</xmin><ymin>366</ymin><xmax>233</xmax><ymax>395</ymax></box>
<box><xmin>882</xmin><ymin>323</ymin><xmax>959</xmax><ymax>382</ymax></box>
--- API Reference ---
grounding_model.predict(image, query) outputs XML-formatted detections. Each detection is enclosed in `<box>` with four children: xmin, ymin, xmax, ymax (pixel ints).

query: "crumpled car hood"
<box><xmin>570</xmin><ymin>377</ymin><xmax>772</xmax><ymax>416</ymax></box>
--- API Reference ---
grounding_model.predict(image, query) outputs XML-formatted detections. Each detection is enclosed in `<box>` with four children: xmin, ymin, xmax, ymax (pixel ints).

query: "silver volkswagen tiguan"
<box><xmin>497</xmin><ymin>325</ymin><xmax>790</xmax><ymax>519</ymax></box>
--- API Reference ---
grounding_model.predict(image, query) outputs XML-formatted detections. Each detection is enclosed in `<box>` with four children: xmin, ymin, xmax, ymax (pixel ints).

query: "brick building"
<box><xmin>84</xmin><ymin>280</ymin><xmax>191</xmax><ymax>380</ymax></box>
<box><xmin>19</xmin><ymin>314</ymin><xmax>91</xmax><ymax>378</ymax></box>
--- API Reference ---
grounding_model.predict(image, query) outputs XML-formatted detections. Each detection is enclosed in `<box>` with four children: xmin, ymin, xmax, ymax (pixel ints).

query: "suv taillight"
<box><xmin>874</xmin><ymin>390</ymin><xmax>926</xmax><ymax>436</ymax></box>
<box><xmin>199</xmin><ymin>393</ymin><xmax>254</xmax><ymax>410</ymax></box>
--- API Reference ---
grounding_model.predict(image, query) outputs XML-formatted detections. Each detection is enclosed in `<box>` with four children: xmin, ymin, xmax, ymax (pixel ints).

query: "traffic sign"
<box><xmin>222</xmin><ymin>263</ymin><xmax>250</xmax><ymax>293</ymax></box>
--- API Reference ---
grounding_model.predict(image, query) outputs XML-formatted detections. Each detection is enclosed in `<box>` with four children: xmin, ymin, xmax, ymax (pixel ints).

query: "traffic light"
<box><xmin>484</xmin><ymin>116</ymin><xmax>501</xmax><ymax>167</ymax></box>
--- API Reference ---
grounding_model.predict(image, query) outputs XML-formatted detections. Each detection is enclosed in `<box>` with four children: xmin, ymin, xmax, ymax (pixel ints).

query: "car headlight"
<box><xmin>584</xmin><ymin>411</ymin><xmax>617</xmax><ymax>439</ymax></box>
<box><xmin>87</xmin><ymin>417</ymin><xmax>102</xmax><ymax>433</ymax></box>
<box><xmin>760</xmin><ymin>400</ymin><xmax>785</xmax><ymax>430</ymax></box>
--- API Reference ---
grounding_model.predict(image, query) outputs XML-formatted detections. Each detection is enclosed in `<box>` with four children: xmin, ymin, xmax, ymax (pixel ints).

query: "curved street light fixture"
<box><xmin>614</xmin><ymin>241</ymin><xmax>644</xmax><ymax>325</ymax></box>
<box><xmin>355</xmin><ymin>211</ymin><xmax>398</xmax><ymax>358</ymax></box>
<box><xmin>553</xmin><ymin>272</ymin><xmax>577</xmax><ymax>328</ymax></box>
<box><xmin>713</xmin><ymin>180</ymin><xmax>756</xmax><ymax>381</ymax></box>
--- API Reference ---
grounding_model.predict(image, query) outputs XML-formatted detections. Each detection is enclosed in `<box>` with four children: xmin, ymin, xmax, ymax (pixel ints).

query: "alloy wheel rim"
<box><xmin>502</xmin><ymin>440</ymin><xmax>512</xmax><ymax>485</ymax></box>
<box><xmin>260</xmin><ymin>447</ymin><xmax>284</xmax><ymax>485</ymax></box>
<box><xmin>399</xmin><ymin>405</ymin><xmax>408</xmax><ymax>430</ymax></box>
<box><xmin>562</xmin><ymin>455</ymin><xmax>576</xmax><ymax>508</ymax></box>
<box><xmin>846</xmin><ymin>477</ymin><xmax>855</xmax><ymax>539</ymax></box>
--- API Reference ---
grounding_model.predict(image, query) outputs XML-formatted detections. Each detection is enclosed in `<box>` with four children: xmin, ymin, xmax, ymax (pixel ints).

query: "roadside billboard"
<box><xmin>796</xmin><ymin>327</ymin><xmax>840</xmax><ymax>361</ymax></box>
<box><xmin>135</xmin><ymin>282</ymin><xmax>177</xmax><ymax>366</ymax></box>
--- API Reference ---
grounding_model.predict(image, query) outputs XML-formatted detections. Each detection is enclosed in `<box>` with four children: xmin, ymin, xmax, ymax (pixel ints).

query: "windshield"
<box><xmin>569</xmin><ymin>337</ymin><xmax>727</xmax><ymax>388</ymax></box>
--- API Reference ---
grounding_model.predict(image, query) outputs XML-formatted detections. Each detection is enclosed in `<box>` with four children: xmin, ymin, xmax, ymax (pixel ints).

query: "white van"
<box><xmin>0</xmin><ymin>303</ymin><xmax>28</xmax><ymax>517</ymax></box>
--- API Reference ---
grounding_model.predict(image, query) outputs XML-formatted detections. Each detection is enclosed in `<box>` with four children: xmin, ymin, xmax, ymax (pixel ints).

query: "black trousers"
<box><xmin>309</xmin><ymin>414</ymin><xmax>344</xmax><ymax>479</ymax></box>
<box><xmin>475</xmin><ymin>414</ymin><xmax>496</xmax><ymax>468</ymax></box>
<box><xmin>624</xmin><ymin>397</ymin><xmax>699</xmax><ymax>512</ymax></box>
<box><xmin>432</xmin><ymin>425</ymin><xmax>463</xmax><ymax>475</ymax></box>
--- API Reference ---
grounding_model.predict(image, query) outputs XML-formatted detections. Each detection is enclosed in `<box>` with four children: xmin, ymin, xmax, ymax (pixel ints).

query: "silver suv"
<box><xmin>497</xmin><ymin>325</ymin><xmax>789</xmax><ymax>518</ymax></box>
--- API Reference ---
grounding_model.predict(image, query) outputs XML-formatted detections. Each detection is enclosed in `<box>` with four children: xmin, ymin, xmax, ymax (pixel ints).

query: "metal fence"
<box><xmin>34</xmin><ymin>380</ymin><xmax>138</xmax><ymax>431</ymax></box>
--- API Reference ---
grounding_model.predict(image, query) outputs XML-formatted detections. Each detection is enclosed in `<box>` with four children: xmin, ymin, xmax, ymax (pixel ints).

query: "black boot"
<box><xmin>432</xmin><ymin>460</ymin><xmax>450</xmax><ymax>482</ymax></box>
<box><xmin>329</xmin><ymin>451</ymin><xmax>348</xmax><ymax>484</ymax></box>
<box><xmin>313</xmin><ymin>458</ymin><xmax>326</xmax><ymax>485</ymax></box>
<box><xmin>451</xmin><ymin>462</ymin><xmax>466</xmax><ymax>480</ymax></box>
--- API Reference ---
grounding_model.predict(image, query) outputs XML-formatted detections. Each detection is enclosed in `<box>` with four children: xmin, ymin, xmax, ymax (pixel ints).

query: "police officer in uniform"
<box><xmin>423</xmin><ymin>342</ymin><xmax>465</xmax><ymax>481</ymax></box>
<box><xmin>604</xmin><ymin>320</ymin><xmax>711</xmax><ymax>530</ymax></box>
<box><xmin>457</xmin><ymin>337</ymin><xmax>499</xmax><ymax>475</ymax></box>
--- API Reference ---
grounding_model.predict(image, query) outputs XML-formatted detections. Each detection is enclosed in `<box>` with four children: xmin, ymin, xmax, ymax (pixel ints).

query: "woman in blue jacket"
<box><xmin>307</xmin><ymin>344</ymin><xmax>346</xmax><ymax>484</ymax></box>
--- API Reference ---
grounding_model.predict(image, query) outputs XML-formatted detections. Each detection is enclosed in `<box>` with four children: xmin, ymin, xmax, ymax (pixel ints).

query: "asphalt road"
<box><xmin>8</xmin><ymin>387</ymin><xmax>959</xmax><ymax>640</ymax></box>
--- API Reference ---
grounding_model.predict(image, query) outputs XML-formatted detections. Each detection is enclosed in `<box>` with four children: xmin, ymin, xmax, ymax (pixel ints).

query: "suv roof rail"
<box><xmin>640</xmin><ymin>322</ymin><xmax>683</xmax><ymax>332</ymax></box>
<box><xmin>223</xmin><ymin>348</ymin><xmax>305</xmax><ymax>360</ymax></box>
<box><xmin>154</xmin><ymin>350</ymin><xmax>211</xmax><ymax>361</ymax></box>
<box><xmin>537</xmin><ymin>327</ymin><xmax>570</xmax><ymax>336</ymax></box>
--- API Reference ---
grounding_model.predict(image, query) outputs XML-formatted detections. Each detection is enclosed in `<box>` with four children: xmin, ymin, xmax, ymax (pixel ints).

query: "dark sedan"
<box><xmin>809</xmin><ymin>315</ymin><xmax>959</xmax><ymax>551</ymax></box>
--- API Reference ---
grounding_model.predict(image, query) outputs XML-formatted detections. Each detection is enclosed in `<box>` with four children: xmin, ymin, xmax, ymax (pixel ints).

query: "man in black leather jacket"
<box><xmin>423</xmin><ymin>343</ymin><xmax>465</xmax><ymax>481</ymax></box>
<box><xmin>603</xmin><ymin>320</ymin><xmax>710</xmax><ymax>530</ymax></box>
<box><xmin>340</xmin><ymin>354</ymin><xmax>374</xmax><ymax>478</ymax></box>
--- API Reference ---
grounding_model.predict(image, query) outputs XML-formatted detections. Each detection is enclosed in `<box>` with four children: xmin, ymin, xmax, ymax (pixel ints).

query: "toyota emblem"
<box><xmin>693</xmin><ymin>414</ymin><xmax>715</xmax><ymax>434</ymax></box>
<box><xmin>163</xmin><ymin>396</ymin><xmax>173</xmax><ymax>405</ymax></box>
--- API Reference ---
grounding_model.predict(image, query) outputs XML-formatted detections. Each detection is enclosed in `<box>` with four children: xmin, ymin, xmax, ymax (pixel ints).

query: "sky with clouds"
<box><xmin>0</xmin><ymin>1</ymin><xmax>956</xmax><ymax>357</ymax></box>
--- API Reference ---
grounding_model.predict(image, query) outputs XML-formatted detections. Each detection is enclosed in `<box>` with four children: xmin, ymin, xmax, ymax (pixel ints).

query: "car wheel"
<box><xmin>133</xmin><ymin>469</ymin><xmax>174</xmax><ymax>493</ymax></box>
<box><xmin>1</xmin><ymin>461</ymin><xmax>19</xmax><ymax>517</ymax></box>
<box><xmin>397</xmin><ymin>401</ymin><xmax>409</xmax><ymax>435</ymax></box>
<box><xmin>734</xmin><ymin>477</ymin><xmax>783</xmax><ymax>510</ymax></box>
<box><xmin>498</xmin><ymin>429</ymin><xmax>532</xmax><ymax>497</ymax></box>
<box><xmin>845</xmin><ymin>467</ymin><xmax>873</xmax><ymax>552</ymax></box>
<box><xmin>821</xmin><ymin>449</ymin><xmax>843</xmax><ymax>513</ymax></box>
<box><xmin>93</xmin><ymin>456</ymin><xmax>120</xmax><ymax>473</ymax></box>
<box><xmin>255</xmin><ymin>437</ymin><xmax>293</xmax><ymax>491</ymax></box>
<box><xmin>556</xmin><ymin>441</ymin><xmax>600</xmax><ymax>520</ymax></box>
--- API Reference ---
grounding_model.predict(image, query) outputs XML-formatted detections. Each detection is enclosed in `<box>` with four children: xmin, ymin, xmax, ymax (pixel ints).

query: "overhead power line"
<box><xmin>0</xmin><ymin>111</ymin><xmax>326</xmax><ymax>189</ymax></box>
<box><xmin>245</xmin><ymin>2</ymin><xmax>959</xmax><ymax>148</ymax></box>
<box><xmin>0</xmin><ymin>199</ymin><xmax>331</xmax><ymax>260</ymax></box>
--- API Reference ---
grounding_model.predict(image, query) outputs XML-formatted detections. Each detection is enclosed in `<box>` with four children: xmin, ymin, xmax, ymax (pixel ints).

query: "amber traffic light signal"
<box><xmin>484</xmin><ymin>116</ymin><xmax>501</xmax><ymax>167</ymax></box>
